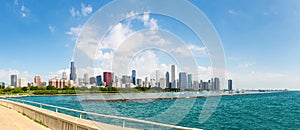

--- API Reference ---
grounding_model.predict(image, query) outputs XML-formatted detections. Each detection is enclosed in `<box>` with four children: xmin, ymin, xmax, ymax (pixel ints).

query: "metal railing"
<box><xmin>6</xmin><ymin>98</ymin><xmax>201</xmax><ymax>130</ymax></box>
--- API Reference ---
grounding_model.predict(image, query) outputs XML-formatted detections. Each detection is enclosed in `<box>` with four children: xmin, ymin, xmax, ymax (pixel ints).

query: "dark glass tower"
<box><xmin>165</xmin><ymin>72</ymin><xmax>170</xmax><ymax>88</ymax></box>
<box><xmin>96</xmin><ymin>75</ymin><xmax>102</xmax><ymax>86</ymax></box>
<box><xmin>11</xmin><ymin>75</ymin><xmax>17</xmax><ymax>87</ymax></box>
<box><xmin>69</xmin><ymin>61</ymin><xmax>77</xmax><ymax>82</ymax></box>
<box><xmin>132</xmin><ymin>70</ymin><xmax>136</xmax><ymax>85</ymax></box>
<box><xmin>228</xmin><ymin>79</ymin><xmax>233</xmax><ymax>91</ymax></box>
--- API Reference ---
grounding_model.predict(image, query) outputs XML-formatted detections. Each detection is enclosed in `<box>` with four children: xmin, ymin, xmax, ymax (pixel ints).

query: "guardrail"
<box><xmin>6</xmin><ymin>98</ymin><xmax>201</xmax><ymax>130</ymax></box>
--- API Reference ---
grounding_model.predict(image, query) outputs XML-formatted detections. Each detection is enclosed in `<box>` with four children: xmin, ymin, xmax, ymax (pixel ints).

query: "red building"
<box><xmin>103</xmin><ymin>72</ymin><xmax>112</xmax><ymax>86</ymax></box>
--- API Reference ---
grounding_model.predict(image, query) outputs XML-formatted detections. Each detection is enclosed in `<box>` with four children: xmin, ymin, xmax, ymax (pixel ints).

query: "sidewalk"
<box><xmin>0</xmin><ymin>105</ymin><xmax>50</xmax><ymax>130</ymax></box>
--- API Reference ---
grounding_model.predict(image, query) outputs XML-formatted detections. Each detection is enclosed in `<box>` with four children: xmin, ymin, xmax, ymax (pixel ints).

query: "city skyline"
<box><xmin>1</xmin><ymin>0</ymin><xmax>300</xmax><ymax>90</ymax></box>
<box><xmin>1</xmin><ymin>61</ymin><xmax>230</xmax><ymax>91</ymax></box>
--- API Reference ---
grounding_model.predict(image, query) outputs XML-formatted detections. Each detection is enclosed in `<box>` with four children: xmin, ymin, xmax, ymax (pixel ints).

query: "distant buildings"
<box><xmin>171</xmin><ymin>65</ymin><xmax>176</xmax><ymax>88</ymax></box>
<box><xmin>179</xmin><ymin>72</ymin><xmax>187</xmax><ymax>89</ymax></box>
<box><xmin>89</xmin><ymin>77</ymin><xmax>96</xmax><ymax>85</ymax></box>
<box><xmin>49</xmin><ymin>77</ymin><xmax>74</xmax><ymax>88</ymax></box>
<box><xmin>1</xmin><ymin>63</ymin><xmax>231</xmax><ymax>91</ymax></box>
<box><xmin>228</xmin><ymin>79</ymin><xmax>233</xmax><ymax>91</ymax></box>
<box><xmin>0</xmin><ymin>82</ymin><xmax>5</xmax><ymax>88</ymax></box>
<box><xmin>103</xmin><ymin>72</ymin><xmax>112</xmax><ymax>86</ymax></box>
<box><xmin>34</xmin><ymin>76</ymin><xmax>41</xmax><ymax>86</ymax></box>
<box><xmin>62</xmin><ymin>72</ymin><xmax>67</xmax><ymax>80</ymax></box>
<box><xmin>69</xmin><ymin>61</ymin><xmax>77</xmax><ymax>83</ymax></box>
<box><xmin>188</xmin><ymin>74</ymin><xmax>192</xmax><ymax>89</ymax></box>
<box><xmin>165</xmin><ymin>72</ymin><xmax>170</xmax><ymax>88</ymax></box>
<box><xmin>132</xmin><ymin>70</ymin><xmax>136</xmax><ymax>85</ymax></box>
<box><xmin>96</xmin><ymin>75</ymin><xmax>102</xmax><ymax>86</ymax></box>
<box><xmin>18</xmin><ymin>78</ymin><xmax>28</xmax><ymax>87</ymax></box>
<box><xmin>11</xmin><ymin>75</ymin><xmax>17</xmax><ymax>88</ymax></box>
<box><xmin>84</xmin><ymin>73</ymin><xmax>89</xmax><ymax>86</ymax></box>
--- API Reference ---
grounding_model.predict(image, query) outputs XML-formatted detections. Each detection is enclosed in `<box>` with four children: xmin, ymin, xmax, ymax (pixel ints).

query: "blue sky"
<box><xmin>0</xmin><ymin>0</ymin><xmax>299</xmax><ymax>90</ymax></box>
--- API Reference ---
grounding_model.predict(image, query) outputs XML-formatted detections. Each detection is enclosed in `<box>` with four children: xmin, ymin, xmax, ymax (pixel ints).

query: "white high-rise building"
<box><xmin>18</xmin><ymin>78</ymin><xmax>28</xmax><ymax>87</ymax></box>
<box><xmin>193</xmin><ymin>81</ymin><xmax>199</xmax><ymax>90</ymax></box>
<box><xmin>84</xmin><ymin>73</ymin><xmax>89</xmax><ymax>86</ymax></box>
<box><xmin>159</xmin><ymin>78</ymin><xmax>166</xmax><ymax>89</ymax></box>
<box><xmin>171</xmin><ymin>65</ymin><xmax>176</xmax><ymax>88</ymax></box>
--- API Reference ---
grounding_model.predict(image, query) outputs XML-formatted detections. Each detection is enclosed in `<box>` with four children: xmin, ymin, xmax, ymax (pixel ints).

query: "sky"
<box><xmin>0</xmin><ymin>0</ymin><xmax>300</xmax><ymax>90</ymax></box>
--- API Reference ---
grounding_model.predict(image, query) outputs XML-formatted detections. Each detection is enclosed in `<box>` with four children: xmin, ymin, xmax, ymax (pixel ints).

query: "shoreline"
<box><xmin>81</xmin><ymin>91</ymin><xmax>285</xmax><ymax>102</ymax></box>
<box><xmin>1</xmin><ymin>90</ymin><xmax>288</xmax><ymax>101</ymax></box>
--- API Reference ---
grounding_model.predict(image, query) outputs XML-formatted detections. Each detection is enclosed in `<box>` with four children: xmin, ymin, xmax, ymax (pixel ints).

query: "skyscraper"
<box><xmin>103</xmin><ymin>72</ymin><xmax>112</xmax><ymax>86</ymax></box>
<box><xmin>69</xmin><ymin>61</ymin><xmax>77</xmax><ymax>83</ymax></box>
<box><xmin>11</xmin><ymin>75</ymin><xmax>17</xmax><ymax>87</ymax></box>
<box><xmin>214</xmin><ymin>77</ymin><xmax>220</xmax><ymax>90</ymax></box>
<box><xmin>165</xmin><ymin>72</ymin><xmax>170</xmax><ymax>88</ymax></box>
<box><xmin>84</xmin><ymin>73</ymin><xmax>89</xmax><ymax>85</ymax></box>
<box><xmin>62</xmin><ymin>72</ymin><xmax>67</xmax><ymax>80</ymax></box>
<box><xmin>89</xmin><ymin>77</ymin><xmax>96</xmax><ymax>84</ymax></box>
<box><xmin>34</xmin><ymin>76</ymin><xmax>41</xmax><ymax>86</ymax></box>
<box><xmin>179</xmin><ymin>72</ymin><xmax>187</xmax><ymax>89</ymax></box>
<box><xmin>18</xmin><ymin>78</ymin><xmax>28</xmax><ymax>87</ymax></box>
<box><xmin>96</xmin><ymin>75</ymin><xmax>102</xmax><ymax>86</ymax></box>
<box><xmin>228</xmin><ymin>79</ymin><xmax>233</xmax><ymax>91</ymax></box>
<box><xmin>187</xmin><ymin>74</ymin><xmax>192</xmax><ymax>89</ymax></box>
<box><xmin>171</xmin><ymin>65</ymin><xmax>176</xmax><ymax>88</ymax></box>
<box><xmin>132</xmin><ymin>70</ymin><xmax>136</xmax><ymax>85</ymax></box>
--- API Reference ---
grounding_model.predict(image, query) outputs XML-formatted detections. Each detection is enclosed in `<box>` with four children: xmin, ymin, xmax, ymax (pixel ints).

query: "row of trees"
<box><xmin>0</xmin><ymin>85</ymin><xmax>182</xmax><ymax>95</ymax></box>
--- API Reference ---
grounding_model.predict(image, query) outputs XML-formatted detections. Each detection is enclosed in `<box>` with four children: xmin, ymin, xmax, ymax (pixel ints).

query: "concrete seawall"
<box><xmin>0</xmin><ymin>99</ymin><xmax>133</xmax><ymax>130</ymax></box>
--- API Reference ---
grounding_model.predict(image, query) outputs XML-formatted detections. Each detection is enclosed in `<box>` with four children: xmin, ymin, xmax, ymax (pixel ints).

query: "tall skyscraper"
<box><xmin>103</xmin><ymin>72</ymin><xmax>112</xmax><ymax>86</ymax></box>
<box><xmin>69</xmin><ymin>61</ymin><xmax>77</xmax><ymax>83</ymax></box>
<box><xmin>179</xmin><ymin>72</ymin><xmax>187</xmax><ymax>89</ymax></box>
<box><xmin>11</xmin><ymin>75</ymin><xmax>17</xmax><ymax>87</ymax></box>
<box><xmin>144</xmin><ymin>77</ymin><xmax>148</xmax><ymax>87</ymax></box>
<box><xmin>228</xmin><ymin>79</ymin><xmax>233</xmax><ymax>91</ymax></box>
<box><xmin>34</xmin><ymin>76</ymin><xmax>41</xmax><ymax>86</ymax></box>
<box><xmin>187</xmin><ymin>74</ymin><xmax>192</xmax><ymax>89</ymax></box>
<box><xmin>214</xmin><ymin>77</ymin><xmax>220</xmax><ymax>90</ymax></box>
<box><xmin>171</xmin><ymin>65</ymin><xmax>176</xmax><ymax>88</ymax></box>
<box><xmin>62</xmin><ymin>72</ymin><xmax>67</xmax><ymax>80</ymax></box>
<box><xmin>165</xmin><ymin>72</ymin><xmax>170</xmax><ymax>88</ymax></box>
<box><xmin>96</xmin><ymin>75</ymin><xmax>102</xmax><ymax>86</ymax></box>
<box><xmin>132</xmin><ymin>70</ymin><xmax>136</xmax><ymax>85</ymax></box>
<box><xmin>84</xmin><ymin>73</ymin><xmax>89</xmax><ymax>85</ymax></box>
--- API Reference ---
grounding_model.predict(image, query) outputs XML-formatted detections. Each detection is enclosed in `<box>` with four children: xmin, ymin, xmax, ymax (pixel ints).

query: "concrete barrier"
<box><xmin>0</xmin><ymin>99</ymin><xmax>132</xmax><ymax>130</ymax></box>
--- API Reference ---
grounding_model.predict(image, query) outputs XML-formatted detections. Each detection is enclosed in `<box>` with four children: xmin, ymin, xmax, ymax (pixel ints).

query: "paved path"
<box><xmin>0</xmin><ymin>105</ymin><xmax>50</xmax><ymax>130</ymax></box>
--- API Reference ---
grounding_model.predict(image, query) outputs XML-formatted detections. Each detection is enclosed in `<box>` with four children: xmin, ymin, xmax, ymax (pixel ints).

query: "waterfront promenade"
<box><xmin>0</xmin><ymin>99</ymin><xmax>135</xmax><ymax>130</ymax></box>
<box><xmin>0</xmin><ymin>105</ymin><xmax>50</xmax><ymax>130</ymax></box>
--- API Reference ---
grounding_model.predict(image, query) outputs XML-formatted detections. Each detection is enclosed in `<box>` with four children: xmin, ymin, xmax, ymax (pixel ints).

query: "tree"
<box><xmin>22</xmin><ymin>87</ymin><xmax>28</xmax><ymax>92</ymax></box>
<box><xmin>46</xmin><ymin>85</ymin><xmax>56</xmax><ymax>90</ymax></box>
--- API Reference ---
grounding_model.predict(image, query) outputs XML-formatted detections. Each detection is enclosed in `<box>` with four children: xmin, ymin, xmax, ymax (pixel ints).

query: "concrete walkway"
<box><xmin>0</xmin><ymin>105</ymin><xmax>50</xmax><ymax>130</ymax></box>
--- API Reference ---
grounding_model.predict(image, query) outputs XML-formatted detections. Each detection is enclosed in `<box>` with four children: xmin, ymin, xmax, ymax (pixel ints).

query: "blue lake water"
<box><xmin>10</xmin><ymin>91</ymin><xmax>300</xmax><ymax>129</ymax></box>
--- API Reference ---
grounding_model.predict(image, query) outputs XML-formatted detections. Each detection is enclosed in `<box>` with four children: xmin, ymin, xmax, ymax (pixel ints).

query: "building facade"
<box><xmin>103</xmin><ymin>72</ymin><xmax>112</xmax><ymax>86</ymax></box>
<box><xmin>179</xmin><ymin>72</ymin><xmax>188</xmax><ymax>89</ymax></box>
<box><xmin>11</xmin><ymin>75</ymin><xmax>17</xmax><ymax>87</ymax></box>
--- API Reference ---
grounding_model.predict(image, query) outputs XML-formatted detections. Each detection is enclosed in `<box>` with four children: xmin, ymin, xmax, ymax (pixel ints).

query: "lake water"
<box><xmin>10</xmin><ymin>91</ymin><xmax>300</xmax><ymax>129</ymax></box>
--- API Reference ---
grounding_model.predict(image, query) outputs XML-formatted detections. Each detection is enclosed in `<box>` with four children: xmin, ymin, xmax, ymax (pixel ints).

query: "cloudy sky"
<box><xmin>0</xmin><ymin>0</ymin><xmax>300</xmax><ymax>90</ymax></box>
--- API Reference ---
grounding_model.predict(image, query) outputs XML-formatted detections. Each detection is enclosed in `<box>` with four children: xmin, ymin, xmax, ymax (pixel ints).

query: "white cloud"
<box><xmin>238</xmin><ymin>62</ymin><xmax>255</xmax><ymax>68</ymax></box>
<box><xmin>20</xmin><ymin>5</ymin><xmax>30</xmax><ymax>17</ymax></box>
<box><xmin>66</xmin><ymin>26</ymin><xmax>82</xmax><ymax>40</ymax></box>
<box><xmin>228</xmin><ymin>9</ymin><xmax>238</xmax><ymax>15</ymax></box>
<box><xmin>81</xmin><ymin>3</ymin><xmax>93</xmax><ymax>16</ymax></box>
<box><xmin>48</xmin><ymin>25</ymin><xmax>55</xmax><ymax>33</ymax></box>
<box><xmin>69</xmin><ymin>3</ymin><xmax>93</xmax><ymax>17</ymax></box>
<box><xmin>70</xmin><ymin>7</ymin><xmax>80</xmax><ymax>17</ymax></box>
